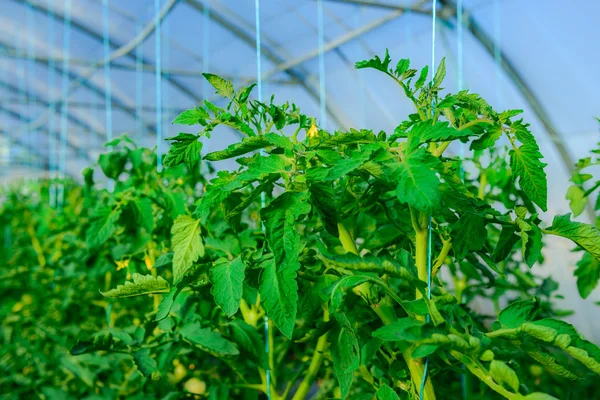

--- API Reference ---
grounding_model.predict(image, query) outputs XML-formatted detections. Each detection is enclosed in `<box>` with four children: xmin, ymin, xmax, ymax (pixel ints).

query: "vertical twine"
<box><xmin>102</xmin><ymin>0</ymin><xmax>113</xmax><ymax>191</ymax></box>
<box><xmin>420</xmin><ymin>1</ymin><xmax>436</xmax><ymax>398</ymax></box>
<box><xmin>317</xmin><ymin>0</ymin><xmax>326</xmax><ymax>129</ymax></box>
<box><xmin>58</xmin><ymin>0</ymin><xmax>72</xmax><ymax>207</ymax></box>
<box><xmin>26</xmin><ymin>4</ymin><xmax>37</xmax><ymax>172</ymax></box>
<box><xmin>136</xmin><ymin>21</ymin><xmax>144</xmax><ymax>142</ymax></box>
<box><xmin>254</xmin><ymin>1</ymin><xmax>270</xmax><ymax>398</ymax></box>
<box><xmin>202</xmin><ymin>2</ymin><xmax>210</xmax><ymax>99</ymax></box>
<box><xmin>47</xmin><ymin>0</ymin><xmax>57</xmax><ymax>206</ymax></box>
<box><xmin>493</xmin><ymin>0</ymin><xmax>502</xmax><ymax>106</ymax></box>
<box><xmin>155</xmin><ymin>0</ymin><xmax>163</xmax><ymax>170</ymax></box>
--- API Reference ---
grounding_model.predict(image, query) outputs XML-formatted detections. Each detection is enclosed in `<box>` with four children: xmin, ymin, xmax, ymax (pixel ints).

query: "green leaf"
<box><xmin>133</xmin><ymin>348</ymin><xmax>158</xmax><ymax>377</ymax></box>
<box><xmin>376</xmin><ymin>384</ymin><xmax>400</xmax><ymax>400</ymax></box>
<box><xmin>171</xmin><ymin>215</ymin><xmax>204</xmax><ymax>285</ymax></box>
<box><xmin>209</xmin><ymin>257</ymin><xmax>246</xmax><ymax>317</ymax></box>
<box><xmin>325</xmin><ymin>152</ymin><xmax>371</xmax><ymax>181</ymax></box>
<box><xmin>131</xmin><ymin>198</ymin><xmax>153</xmax><ymax>232</ymax></box>
<box><xmin>451</xmin><ymin>213</ymin><xmax>486</xmax><ymax>260</ymax></box>
<box><xmin>331</xmin><ymin>323</ymin><xmax>360</xmax><ymax>399</ymax></box>
<box><xmin>432</xmin><ymin>58</ymin><xmax>446</xmax><ymax>88</ymax></box>
<box><xmin>86</xmin><ymin>204</ymin><xmax>122</xmax><ymax>249</ymax></box>
<box><xmin>155</xmin><ymin>287</ymin><xmax>178</xmax><ymax>321</ymax></box>
<box><xmin>414</xmin><ymin>65</ymin><xmax>429</xmax><ymax>90</ymax></box>
<box><xmin>180</xmin><ymin>323</ymin><xmax>239</xmax><ymax>355</ymax></box>
<box><xmin>259</xmin><ymin>258</ymin><xmax>298</xmax><ymax>339</ymax></box>
<box><xmin>395</xmin><ymin>59</ymin><xmax>410</xmax><ymax>76</ymax></box>
<box><xmin>372</xmin><ymin>318</ymin><xmax>426</xmax><ymax>342</ymax></box>
<box><xmin>355</xmin><ymin>49</ymin><xmax>392</xmax><ymax>73</ymax></box>
<box><xmin>261</xmin><ymin>191</ymin><xmax>311</xmax><ymax>272</ymax></box>
<box><xmin>509</xmin><ymin>126</ymin><xmax>548</xmax><ymax>210</ymax></box>
<box><xmin>308</xmin><ymin>182</ymin><xmax>339</xmax><ymax>236</ymax></box>
<box><xmin>98</xmin><ymin>152</ymin><xmax>127</xmax><ymax>180</ymax></box>
<box><xmin>471</xmin><ymin>125</ymin><xmax>502</xmax><ymax>151</ymax></box>
<box><xmin>566</xmin><ymin>185</ymin><xmax>587</xmax><ymax>217</ymax></box>
<box><xmin>202</xmin><ymin>73</ymin><xmax>234</xmax><ymax>98</ymax></box>
<box><xmin>101</xmin><ymin>273</ymin><xmax>170</xmax><ymax>298</ymax></box>
<box><xmin>524</xmin><ymin>226</ymin><xmax>543</xmax><ymax>267</ymax></box>
<box><xmin>235</xmin><ymin>83</ymin><xmax>256</xmax><ymax>103</ymax></box>
<box><xmin>490</xmin><ymin>360</ymin><xmax>520</xmax><ymax>392</ymax></box>
<box><xmin>411</xmin><ymin>344</ymin><xmax>439</xmax><ymax>358</ymax></box>
<box><xmin>164</xmin><ymin>133</ymin><xmax>202</xmax><ymax>168</ymax></box>
<box><xmin>229</xmin><ymin>320</ymin><xmax>267</xmax><ymax>367</ymax></box>
<box><xmin>172</xmin><ymin>107</ymin><xmax>209</xmax><ymax>125</ymax></box>
<box><xmin>498</xmin><ymin>298</ymin><xmax>539</xmax><ymax>328</ymax></box>
<box><xmin>574</xmin><ymin>252</ymin><xmax>600</xmax><ymax>299</ymax></box>
<box><xmin>409</xmin><ymin>120</ymin><xmax>473</xmax><ymax>149</ymax></box>
<box><xmin>492</xmin><ymin>225</ymin><xmax>520</xmax><ymax>262</ymax></box>
<box><xmin>394</xmin><ymin>147</ymin><xmax>442</xmax><ymax>213</ymax></box>
<box><xmin>546</xmin><ymin>214</ymin><xmax>600</xmax><ymax>262</ymax></box>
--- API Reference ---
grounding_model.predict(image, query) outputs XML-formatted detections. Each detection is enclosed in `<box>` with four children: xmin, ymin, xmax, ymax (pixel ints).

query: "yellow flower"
<box><xmin>307</xmin><ymin>123</ymin><xmax>319</xmax><ymax>139</ymax></box>
<box><xmin>144</xmin><ymin>256</ymin><xmax>153</xmax><ymax>270</ymax></box>
<box><xmin>115</xmin><ymin>259</ymin><xmax>130</xmax><ymax>271</ymax></box>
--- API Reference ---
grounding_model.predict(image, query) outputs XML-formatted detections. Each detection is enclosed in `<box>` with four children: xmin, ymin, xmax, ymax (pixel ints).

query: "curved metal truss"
<box><xmin>0</xmin><ymin>0</ymin><xmax>579</xmax><ymax>204</ymax></box>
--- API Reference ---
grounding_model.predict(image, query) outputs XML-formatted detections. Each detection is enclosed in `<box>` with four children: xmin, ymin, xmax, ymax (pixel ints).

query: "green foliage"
<box><xmin>2</xmin><ymin>53</ymin><xmax>600</xmax><ymax>400</ymax></box>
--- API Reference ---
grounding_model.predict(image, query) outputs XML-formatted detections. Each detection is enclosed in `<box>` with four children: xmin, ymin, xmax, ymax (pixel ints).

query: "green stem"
<box><xmin>478</xmin><ymin>172</ymin><xmax>488</xmax><ymax>200</ymax></box>
<box><xmin>292</xmin><ymin>307</ymin><xmax>330</xmax><ymax>400</ymax></box>
<box><xmin>337</xmin><ymin>222</ymin><xmax>436</xmax><ymax>400</ymax></box>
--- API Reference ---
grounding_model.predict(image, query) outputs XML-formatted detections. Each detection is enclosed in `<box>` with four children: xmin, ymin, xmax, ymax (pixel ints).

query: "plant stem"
<box><xmin>478</xmin><ymin>172</ymin><xmax>488</xmax><ymax>200</ymax></box>
<box><xmin>292</xmin><ymin>307</ymin><xmax>330</xmax><ymax>400</ymax></box>
<box><xmin>432</xmin><ymin>238</ymin><xmax>452</xmax><ymax>278</ymax></box>
<box><xmin>337</xmin><ymin>222</ymin><xmax>436</xmax><ymax>400</ymax></box>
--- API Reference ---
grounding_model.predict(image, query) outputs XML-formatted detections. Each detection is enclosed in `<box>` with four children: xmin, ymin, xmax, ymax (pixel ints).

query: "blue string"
<box><xmin>135</xmin><ymin>21</ymin><xmax>143</xmax><ymax>142</ymax></box>
<box><xmin>26</xmin><ymin>3</ymin><xmax>37</xmax><ymax>172</ymax></box>
<box><xmin>102</xmin><ymin>0</ymin><xmax>113</xmax><ymax>191</ymax></box>
<box><xmin>47</xmin><ymin>0</ymin><xmax>57</xmax><ymax>206</ymax></box>
<box><xmin>493</xmin><ymin>0</ymin><xmax>502</xmax><ymax>106</ymax></box>
<box><xmin>58</xmin><ymin>0</ymin><xmax>72</xmax><ymax>207</ymax></box>
<box><xmin>317</xmin><ymin>0</ymin><xmax>326</xmax><ymax>129</ymax></box>
<box><xmin>420</xmin><ymin>1</ymin><xmax>436</xmax><ymax>398</ymax></box>
<box><xmin>155</xmin><ymin>0</ymin><xmax>163</xmax><ymax>171</ymax></box>
<box><xmin>202</xmin><ymin>2</ymin><xmax>210</xmax><ymax>100</ymax></box>
<box><xmin>255</xmin><ymin>1</ymin><xmax>270</xmax><ymax>398</ymax></box>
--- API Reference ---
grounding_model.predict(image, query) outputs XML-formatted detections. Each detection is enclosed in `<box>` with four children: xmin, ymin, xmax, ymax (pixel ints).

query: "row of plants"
<box><xmin>1</xmin><ymin>51</ymin><xmax>600</xmax><ymax>399</ymax></box>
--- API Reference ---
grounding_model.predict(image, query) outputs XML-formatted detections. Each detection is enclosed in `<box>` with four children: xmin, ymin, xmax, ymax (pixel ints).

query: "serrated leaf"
<box><xmin>171</xmin><ymin>215</ymin><xmax>204</xmax><ymax>285</ymax></box>
<box><xmin>395</xmin><ymin>59</ymin><xmax>410</xmax><ymax>77</ymax></box>
<box><xmin>376</xmin><ymin>384</ymin><xmax>400</xmax><ymax>400</ymax></box>
<box><xmin>524</xmin><ymin>225</ymin><xmax>543</xmax><ymax>267</ymax></box>
<box><xmin>414</xmin><ymin>65</ymin><xmax>429</xmax><ymax>90</ymax></box>
<box><xmin>101</xmin><ymin>273</ymin><xmax>170</xmax><ymax>298</ymax></box>
<box><xmin>493</xmin><ymin>225</ymin><xmax>520</xmax><ymax>262</ymax></box>
<box><xmin>432</xmin><ymin>58</ymin><xmax>446</xmax><ymax>88</ymax></box>
<box><xmin>355</xmin><ymin>49</ymin><xmax>392</xmax><ymax>73</ymax></box>
<box><xmin>209</xmin><ymin>257</ymin><xmax>245</xmax><ymax>317</ymax></box>
<box><xmin>133</xmin><ymin>348</ymin><xmax>158</xmax><ymax>376</ymax></box>
<box><xmin>86</xmin><ymin>204</ymin><xmax>121</xmax><ymax>249</ymax></box>
<box><xmin>259</xmin><ymin>258</ymin><xmax>298</xmax><ymax>339</ymax></box>
<box><xmin>409</xmin><ymin>120</ymin><xmax>473</xmax><ymax>150</ymax></box>
<box><xmin>451</xmin><ymin>213</ymin><xmax>486</xmax><ymax>260</ymax></box>
<box><xmin>155</xmin><ymin>287</ymin><xmax>178</xmax><ymax>321</ymax></box>
<box><xmin>180</xmin><ymin>323</ymin><xmax>239</xmax><ymax>355</ymax></box>
<box><xmin>574</xmin><ymin>252</ymin><xmax>600</xmax><ymax>299</ymax></box>
<box><xmin>498</xmin><ymin>298</ymin><xmax>539</xmax><ymax>328</ymax></box>
<box><xmin>308</xmin><ymin>182</ymin><xmax>339</xmax><ymax>236</ymax></box>
<box><xmin>202</xmin><ymin>73</ymin><xmax>234</xmax><ymax>98</ymax></box>
<box><xmin>471</xmin><ymin>125</ymin><xmax>502</xmax><ymax>151</ymax></box>
<box><xmin>325</xmin><ymin>152</ymin><xmax>371</xmax><ymax>181</ymax></box>
<box><xmin>164</xmin><ymin>133</ymin><xmax>202</xmax><ymax>168</ymax></box>
<box><xmin>172</xmin><ymin>107</ymin><xmax>209</xmax><ymax>125</ymax></box>
<box><xmin>331</xmin><ymin>323</ymin><xmax>360</xmax><ymax>399</ymax></box>
<box><xmin>261</xmin><ymin>191</ymin><xmax>311</xmax><ymax>272</ymax></box>
<box><xmin>547</xmin><ymin>214</ymin><xmax>600</xmax><ymax>262</ymax></box>
<box><xmin>566</xmin><ymin>185</ymin><xmax>587</xmax><ymax>217</ymax></box>
<box><xmin>509</xmin><ymin>127</ymin><xmax>548</xmax><ymax>210</ymax></box>
<box><xmin>372</xmin><ymin>318</ymin><xmax>426</xmax><ymax>342</ymax></box>
<box><xmin>229</xmin><ymin>320</ymin><xmax>267</xmax><ymax>367</ymax></box>
<box><xmin>490</xmin><ymin>360</ymin><xmax>519</xmax><ymax>392</ymax></box>
<box><xmin>394</xmin><ymin>148</ymin><xmax>442</xmax><ymax>213</ymax></box>
<box><xmin>131</xmin><ymin>197</ymin><xmax>153</xmax><ymax>232</ymax></box>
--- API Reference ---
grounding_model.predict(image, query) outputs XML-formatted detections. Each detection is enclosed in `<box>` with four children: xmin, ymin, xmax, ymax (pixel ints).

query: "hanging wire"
<box><xmin>26</xmin><ymin>3</ymin><xmax>37</xmax><ymax>172</ymax></box>
<box><xmin>317</xmin><ymin>0</ymin><xmax>327</xmax><ymax>129</ymax></box>
<box><xmin>102</xmin><ymin>0</ymin><xmax>114</xmax><ymax>191</ymax></box>
<box><xmin>254</xmin><ymin>1</ymin><xmax>271</xmax><ymax>398</ymax></box>
<box><xmin>16</xmin><ymin>33</ymin><xmax>27</xmax><ymax>170</ymax></box>
<box><xmin>47</xmin><ymin>0</ymin><xmax>57</xmax><ymax>206</ymax></box>
<box><xmin>420</xmin><ymin>1</ymin><xmax>436</xmax><ymax>398</ymax></box>
<box><xmin>58</xmin><ymin>0</ymin><xmax>72</xmax><ymax>207</ymax></box>
<box><xmin>135</xmin><ymin>21</ymin><xmax>144</xmax><ymax>142</ymax></box>
<box><xmin>202</xmin><ymin>2</ymin><xmax>210</xmax><ymax>99</ymax></box>
<box><xmin>155</xmin><ymin>0</ymin><xmax>163</xmax><ymax>171</ymax></box>
<box><xmin>164</xmin><ymin>13</ymin><xmax>170</xmax><ymax>150</ymax></box>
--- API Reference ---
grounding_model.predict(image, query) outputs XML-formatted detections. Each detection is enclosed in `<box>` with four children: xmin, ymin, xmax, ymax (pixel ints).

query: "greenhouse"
<box><xmin>1</xmin><ymin>0</ymin><xmax>600</xmax><ymax>399</ymax></box>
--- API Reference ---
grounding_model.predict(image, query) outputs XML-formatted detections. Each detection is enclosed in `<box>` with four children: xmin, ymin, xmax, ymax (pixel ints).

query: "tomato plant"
<box><xmin>2</xmin><ymin>51</ymin><xmax>600</xmax><ymax>400</ymax></box>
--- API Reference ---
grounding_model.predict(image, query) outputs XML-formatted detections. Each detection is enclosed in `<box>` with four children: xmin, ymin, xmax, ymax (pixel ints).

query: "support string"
<box><xmin>317</xmin><ymin>0</ymin><xmax>326</xmax><ymax>129</ymax></box>
<box><xmin>202</xmin><ymin>2</ymin><xmax>210</xmax><ymax>100</ymax></box>
<box><xmin>26</xmin><ymin>3</ymin><xmax>37</xmax><ymax>172</ymax></box>
<box><xmin>58</xmin><ymin>0</ymin><xmax>72</xmax><ymax>207</ymax></box>
<box><xmin>47</xmin><ymin>0</ymin><xmax>57</xmax><ymax>206</ymax></box>
<box><xmin>135</xmin><ymin>21</ymin><xmax>144</xmax><ymax>142</ymax></box>
<box><xmin>102</xmin><ymin>0</ymin><xmax>113</xmax><ymax>190</ymax></box>
<box><xmin>420</xmin><ymin>1</ymin><xmax>436</xmax><ymax>398</ymax></box>
<box><xmin>155</xmin><ymin>0</ymin><xmax>163</xmax><ymax>170</ymax></box>
<box><xmin>255</xmin><ymin>1</ymin><xmax>271</xmax><ymax>398</ymax></box>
